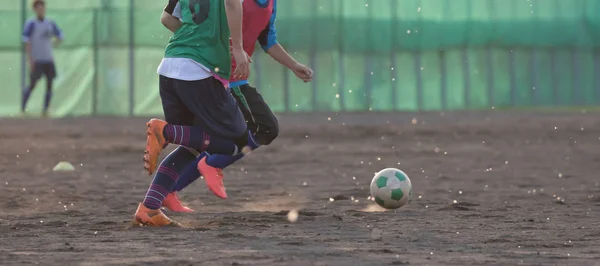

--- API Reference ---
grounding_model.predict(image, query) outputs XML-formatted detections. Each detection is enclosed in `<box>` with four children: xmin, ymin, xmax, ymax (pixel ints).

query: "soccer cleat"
<box><xmin>162</xmin><ymin>192</ymin><xmax>194</xmax><ymax>213</ymax></box>
<box><xmin>133</xmin><ymin>203</ymin><xmax>180</xmax><ymax>227</ymax></box>
<box><xmin>198</xmin><ymin>157</ymin><xmax>227</xmax><ymax>199</ymax></box>
<box><xmin>143</xmin><ymin>119</ymin><xmax>168</xmax><ymax>175</ymax></box>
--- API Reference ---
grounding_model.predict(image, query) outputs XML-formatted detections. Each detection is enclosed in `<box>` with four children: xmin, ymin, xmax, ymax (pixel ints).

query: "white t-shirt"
<box><xmin>157</xmin><ymin>58</ymin><xmax>212</xmax><ymax>81</ymax></box>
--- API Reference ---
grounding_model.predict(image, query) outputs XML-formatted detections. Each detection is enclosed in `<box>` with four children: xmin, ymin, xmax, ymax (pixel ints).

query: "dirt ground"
<box><xmin>1</xmin><ymin>112</ymin><xmax>600</xmax><ymax>266</ymax></box>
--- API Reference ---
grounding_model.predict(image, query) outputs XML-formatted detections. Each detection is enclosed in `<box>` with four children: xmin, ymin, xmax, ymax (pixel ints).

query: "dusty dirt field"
<box><xmin>1</xmin><ymin>112</ymin><xmax>600</xmax><ymax>266</ymax></box>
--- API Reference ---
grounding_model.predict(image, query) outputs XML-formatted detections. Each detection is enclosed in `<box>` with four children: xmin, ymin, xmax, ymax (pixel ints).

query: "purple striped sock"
<box><xmin>158</xmin><ymin>165</ymin><xmax>179</xmax><ymax>180</ymax></box>
<box><xmin>162</xmin><ymin>124</ymin><xmax>241</xmax><ymax>155</ymax></box>
<box><xmin>141</xmin><ymin>147</ymin><xmax>197</xmax><ymax>210</ymax></box>
<box><xmin>142</xmin><ymin>184</ymin><xmax>169</xmax><ymax>210</ymax></box>
<box><xmin>164</xmin><ymin>125</ymin><xmax>197</xmax><ymax>147</ymax></box>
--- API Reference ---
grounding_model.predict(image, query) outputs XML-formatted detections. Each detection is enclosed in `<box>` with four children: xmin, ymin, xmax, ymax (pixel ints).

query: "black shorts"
<box><xmin>230</xmin><ymin>84</ymin><xmax>279</xmax><ymax>145</ymax></box>
<box><xmin>159</xmin><ymin>75</ymin><xmax>247</xmax><ymax>139</ymax></box>
<box><xmin>31</xmin><ymin>62</ymin><xmax>56</xmax><ymax>80</ymax></box>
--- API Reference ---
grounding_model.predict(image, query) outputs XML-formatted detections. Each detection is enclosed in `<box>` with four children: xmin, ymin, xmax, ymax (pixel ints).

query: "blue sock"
<box><xmin>171</xmin><ymin>152</ymin><xmax>208</xmax><ymax>192</ymax></box>
<box><xmin>22</xmin><ymin>87</ymin><xmax>32</xmax><ymax>112</ymax></box>
<box><xmin>43</xmin><ymin>91</ymin><xmax>52</xmax><ymax>112</ymax></box>
<box><xmin>163</xmin><ymin>124</ymin><xmax>241</xmax><ymax>155</ymax></box>
<box><xmin>205</xmin><ymin>131</ymin><xmax>260</xmax><ymax>168</ymax></box>
<box><xmin>142</xmin><ymin>146</ymin><xmax>197</xmax><ymax>209</ymax></box>
<box><xmin>171</xmin><ymin>132</ymin><xmax>261</xmax><ymax>193</ymax></box>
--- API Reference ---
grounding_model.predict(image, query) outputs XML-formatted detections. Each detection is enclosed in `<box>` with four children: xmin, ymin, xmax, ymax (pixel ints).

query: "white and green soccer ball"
<box><xmin>370</xmin><ymin>168</ymin><xmax>412</xmax><ymax>209</ymax></box>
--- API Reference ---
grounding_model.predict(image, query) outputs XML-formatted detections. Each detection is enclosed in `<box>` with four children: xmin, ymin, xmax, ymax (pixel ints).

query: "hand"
<box><xmin>292</xmin><ymin>63</ymin><xmax>313</xmax><ymax>83</ymax></box>
<box><xmin>232</xmin><ymin>48</ymin><xmax>251</xmax><ymax>79</ymax></box>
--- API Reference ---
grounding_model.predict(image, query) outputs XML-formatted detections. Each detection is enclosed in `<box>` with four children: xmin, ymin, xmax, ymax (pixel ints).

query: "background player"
<box><xmin>159</xmin><ymin>0</ymin><xmax>314</xmax><ymax>212</ymax></box>
<box><xmin>21</xmin><ymin>0</ymin><xmax>63</xmax><ymax>117</ymax></box>
<box><xmin>134</xmin><ymin>0</ymin><xmax>257</xmax><ymax>227</ymax></box>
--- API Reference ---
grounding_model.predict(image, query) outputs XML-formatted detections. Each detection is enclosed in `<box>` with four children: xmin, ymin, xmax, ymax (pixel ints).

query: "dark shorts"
<box><xmin>31</xmin><ymin>62</ymin><xmax>56</xmax><ymax>80</ymax></box>
<box><xmin>159</xmin><ymin>75</ymin><xmax>247</xmax><ymax>139</ymax></box>
<box><xmin>230</xmin><ymin>84</ymin><xmax>279</xmax><ymax>145</ymax></box>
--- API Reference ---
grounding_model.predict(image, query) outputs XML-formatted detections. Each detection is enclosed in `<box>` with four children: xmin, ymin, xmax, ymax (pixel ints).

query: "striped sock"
<box><xmin>163</xmin><ymin>124</ymin><xmax>192</xmax><ymax>146</ymax></box>
<box><xmin>142</xmin><ymin>147</ymin><xmax>197</xmax><ymax>210</ymax></box>
<box><xmin>162</xmin><ymin>124</ymin><xmax>241</xmax><ymax>155</ymax></box>
<box><xmin>142</xmin><ymin>183</ymin><xmax>169</xmax><ymax>209</ymax></box>
<box><xmin>172</xmin><ymin>152</ymin><xmax>209</xmax><ymax>192</ymax></box>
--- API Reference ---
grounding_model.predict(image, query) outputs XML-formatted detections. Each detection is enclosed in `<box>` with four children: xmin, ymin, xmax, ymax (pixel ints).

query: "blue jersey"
<box><xmin>23</xmin><ymin>18</ymin><xmax>63</xmax><ymax>62</ymax></box>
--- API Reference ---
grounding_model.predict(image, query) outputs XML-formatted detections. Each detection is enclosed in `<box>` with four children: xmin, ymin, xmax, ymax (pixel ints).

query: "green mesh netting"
<box><xmin>1</xmin><ymin>0</ymin><xmax>599</xmax><ymax>116</ymax></box>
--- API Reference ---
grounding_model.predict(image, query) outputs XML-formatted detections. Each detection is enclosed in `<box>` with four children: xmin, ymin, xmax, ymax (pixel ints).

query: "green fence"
<box><xmin>1</xmin><ymin>0</ymin><xmax>600</xmax><ymax>117</ymax></box>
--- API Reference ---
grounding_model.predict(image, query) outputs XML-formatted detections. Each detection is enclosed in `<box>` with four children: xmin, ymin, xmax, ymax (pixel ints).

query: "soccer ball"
<box><xmin>370</xmin><ymin>168</ymin><xmax>412</xmax><ymax>209</ymax></box>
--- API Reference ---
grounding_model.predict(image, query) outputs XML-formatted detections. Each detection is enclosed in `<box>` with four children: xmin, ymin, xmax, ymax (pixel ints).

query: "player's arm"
<box><xmin>225</xmin><ymin>0</ymin><xmax>250</xmax><ymax>79</ymax></box>
<box><xmin>22</xmin><ymin>20</ymin><xmax>34</xmax><ymax>70</ymax></box>
<box><xmin>162</xmin><ymin>0</ymin><xmax>182</xmax><ymax>33</ymax></box>
<box><xmin>260</xmin><ymin>1</ymin><xmax>313</xmax><ymax>82</ymax></box>
<box><xmin>51</xmin><ymin>20</ymin><xmax>64</xmax><ymax>46</ymax></box>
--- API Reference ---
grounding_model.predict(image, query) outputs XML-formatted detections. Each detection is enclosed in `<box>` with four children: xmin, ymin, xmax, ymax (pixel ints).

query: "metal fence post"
<box><xmin>128</xmin><ymin>0</ymin><xmax>135</xmax><ymax>116</ymax></box>
<box><xmin>462</xmin><ymin>0</ymin><xmax>472</xmax><ymax>109</ymax></box>
<box><xmin>390</xmin><ymin>0</ymin><xmax>398</xmax><ymax>110</ymax></box>
<box><xmin>572</xmin><ymin>0</ymin><xmax>586</xmax><ymax>105</ymax></box>
<box><xmin>551</xmin><ymin>0</ymin><xmax>559</xmax><ymax>105</ymax></box>
<box><xmin>364</xmin><ymin>0</ymin><xmax>373</xmax><ymax>110</ymax></box>
<box><xmin>337</xmin><ymin>0</ymin><xmax>346</xmax><ymax>111</ymax></box>
<box><xmin>310</xmin><ymin>0</ymin><xmax>318</xmax><ymax>111</ymax></box>
<box><xmin>92</xmin><ymin>8</ymin><xmax>99</xmax><ymax>116</ymax></box>
<box><xmin>508</xmin><ymin>0</ymin><xmax>517</xmax><ymax>106</ymax></box>
<box><xmin>20</xmin><ymin>0</ymin><xmax>27</xmax><ymax>108</ymax></box>
<box><xmin>486</xmin><ymin>0</ymin><xmax>496</xmax><ymax>107</ymax></box>
<box><xmin>530</xmin><ymin>0</ymin><xmax>539</xmax><ymax>106</ymax></box>
<box><xmin>415</xmin><ymin>0</ymin><xmax>423</xmax><ymax>111</ymax></box>
<box><xmin>595</xmin><ymin>53</ymin><xmax>600</xmax><ymax>104</ymax></box>
<box><xmin>440</xmin><ymin>0</ymin><xmax>450</xmax><ymax>110</ymax></box>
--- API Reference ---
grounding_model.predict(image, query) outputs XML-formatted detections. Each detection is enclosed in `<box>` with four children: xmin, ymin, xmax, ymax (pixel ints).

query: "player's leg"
<box><xmin>174</xmin><ymin>84</ymin><xmax>273</xmax><ymax>184</ymax></box>
<box><xmin>240</xmin><ymin>84</ymin><xmax>280</xmax><ymax>145</ymax></box>
<box><xmin>166</xmin><ymin>84</ymin><xmax>276</xmax><ymax>210</ymax></box>
<box><xmin>167</xmin><ymin>84</ymin><xmax>259</xmax><ymax>197</ymax></box>
<box><xmin>143</xmin><ymin>146</ymin><xmax>198</xmax><ymax>213</ymax></box>
<box><xmin>135</xmin><ymin>75</ymin><xmax>195</xmax><ymax>226</ymax></box>
<box><xmin>170</xmin><ymin>151</ymin><xmax>208</xmax><ymax>193</ymax></box>
<box><xmin>42</xmin><ymin>62</ymin><xmax>57</xmax><ymax>117</ymax></box>
<box><xmin>22</xmin><ymin>63</ymin><xmax>43</xmax><ymax>114</ymax></box>
<box><xmin>143</xmin><ymin>87</ymin><xmax>200</xmax><ymax>213</ymax></box>
<box><xmin>157</xmin><ymin>85</ymin><xmax>210</xmax><ymax>212</ymax></box>
<box><xmin>144</xmin><ymin>77</ymin><xmax>258</xmax><ymax>199</ymax></box>
<box><xmin>175</xmin><ymin>78</ymin><xmax>259</xmax><ymax>199</ymax></box>
<box><xmin>142</xmin><ymin>79</ymin><xmax>250</xmax><ymax>175</ymax></box>
<box><xmin>206</xmin><ymin>84</ymin><xmax>279</xmax><ymax>167</ymax></box>
<box><xmin>179</xmin><ymin>78</ymin><xmax>260</xmax><ymax>199</ymax></box>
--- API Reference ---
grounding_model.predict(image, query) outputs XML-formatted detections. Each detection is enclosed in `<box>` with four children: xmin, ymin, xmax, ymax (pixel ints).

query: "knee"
<box><xmin>46</xmin><ymin>80</ymin><xmax>54</xmax><ymax>90</ymax></box>
<box><xmin>233</xmin><ymin>130</ymin><xmax>250</xmax><ymax>150</ymax></box>
<box><xmin>178</xmin><ymin>146</ymin><xmax>201</xmax><ymax>157</ymax></box>
<box><xmin>255</xmin><ymin>119</ymin><xmax>279</xmax><ymax>145</ymax></box>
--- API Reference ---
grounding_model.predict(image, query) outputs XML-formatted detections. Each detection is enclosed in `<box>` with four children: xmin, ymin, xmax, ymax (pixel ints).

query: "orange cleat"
<box><xmin>143</xmin><ymin>119</ymin><xmax>168</xmax><ymax>175</ymax></box>
<box><xmin>162</xmin><ymin>192</ymin><xmax>194</xmax><ymax>213</ymax></box>
<box><xmin>133</xmin><ymin>203</ymin><xmax>180</xmax><ymax>227</ymax></box>
<box><xmin>197</xmin><ymin>157</ymin><xmax>227</xmax><ymax>199</ymax></box>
